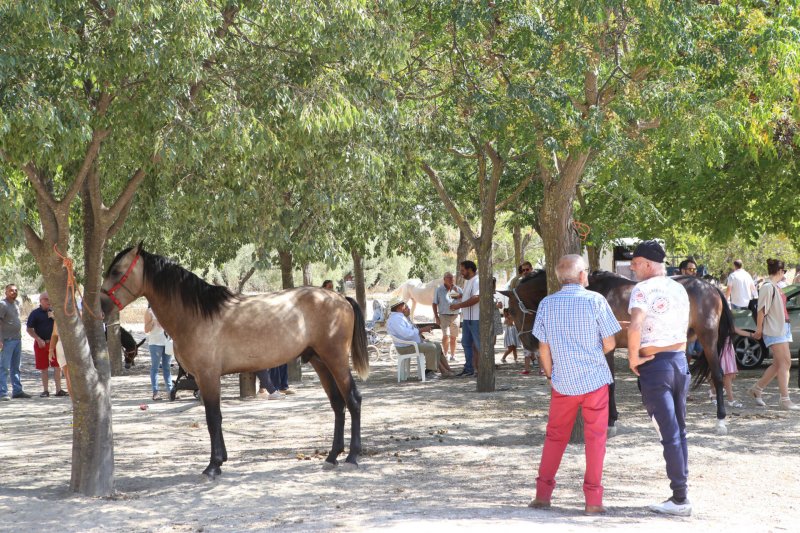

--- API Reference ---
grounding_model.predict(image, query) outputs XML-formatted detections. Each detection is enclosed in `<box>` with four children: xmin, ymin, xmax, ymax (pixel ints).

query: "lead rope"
<box><xmin>511</xmin><ymin>286</ymin><xmax>536</xmax><ymax>338</ymax></box>
<box><xmin>53</xmin><ymin>244</ymin><xmax>96</xmax><ymax>319</ymax></box>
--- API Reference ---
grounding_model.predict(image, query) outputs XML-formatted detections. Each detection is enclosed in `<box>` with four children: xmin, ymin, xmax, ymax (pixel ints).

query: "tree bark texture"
<box><xmin>513</xmin><ymin>224</ymin><xmax>522</xmax><ymax>267</ymax></box>
<box><xmin>351</xmin><ymin>249</ymin><xmax>367</xmax><ymax>313</ymax></box>
<box><xmin>301</xmin><ymin>262</ymin><xmax>313</xmax><ymax>286</ymax></box>
<box><xmin>538</xmin><ymin>155</ymin><xmax>589</xmax><ymax>294</ymax></box>
<box><xmin>236</xmin><ymin>266</ymin><xmax>256</xmax><ymax>294</ymax></box>
<box><xmin>476</xmin><ymin>242</ymin><xmax>496</xmax><ymax>393</ymax></box>
<box><xmin>277</xmin><ymin>249</ymin><xmax>301</xmax><ymax>382</ymax></box>
<box><xmin>239</xmin><ymin>372</ymin><xmax>256</xmax><ymax>399</ymax></box>
<box><xmin>456</xmin><ymin>228</ymin><xmax>472</xmax><ymax>286</ymax></box>
<box><xmin>106</xmin><ymin>311</ymin><xmax>123</xmax><ymax>376</ymax></box>
<box><xmin>27</xmin><ymin>236</ymin><xmax>116</xmax><ymax>497</ymax></box>
<box><xmin>587</xmin><ymin>244</ymin><xmax>601</xmax><ymax>273</ymax></box>
<box><xmin>277</xmin><ymin>250</ymin><xmax>295</xmax><ymax>289</ymax></box>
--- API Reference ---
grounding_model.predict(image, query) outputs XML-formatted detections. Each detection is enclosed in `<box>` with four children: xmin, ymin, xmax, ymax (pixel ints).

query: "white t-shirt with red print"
<box><xmin>628</xmin><ymin>276</ymin><xmax>690</xmax><ymax>348</ymax></box>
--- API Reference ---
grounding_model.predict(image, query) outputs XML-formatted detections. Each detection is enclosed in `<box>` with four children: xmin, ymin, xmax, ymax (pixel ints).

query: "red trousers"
<box><xmin>535</xmin><ymin>384</ymin><xmax>609</xmax><ymax>507</ymax></box>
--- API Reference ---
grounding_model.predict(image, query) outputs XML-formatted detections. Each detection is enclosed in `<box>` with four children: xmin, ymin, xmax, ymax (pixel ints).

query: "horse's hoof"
<box><xmin>202</xmin><ymin>465</ymin><xmax>222</xmax><ymax>480</ymax></box>
<box><xmin>341</xmin><ymin>461</ymin><xmax>359</xmax><ymax>471</ymax></box>
<box><xmin>715</xmin><ymin>422</ymin><xmax>728</xmax><ymax>436</ymax></box>
<box><xmin>322</xmin><ymin>460</ymin><xmax>338</xmax><ymax>471</ymax></box>
<box><xmin>607</xmin><ymin>425</ymin><xmax>618</xmax><ymax>438</ymax></box>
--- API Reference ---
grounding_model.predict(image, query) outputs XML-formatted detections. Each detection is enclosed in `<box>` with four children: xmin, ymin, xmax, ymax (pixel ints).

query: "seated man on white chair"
<box><xmin>386</xmin><ymin>296</ymin><xmax>449</xmax><ymax>380</ymax></box>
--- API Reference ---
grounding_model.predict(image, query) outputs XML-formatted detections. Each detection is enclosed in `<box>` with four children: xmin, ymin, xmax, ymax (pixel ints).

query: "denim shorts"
<box><xmin>763</xmin><ymin>322</ymin><xmax>793</xmax><ymax>348</ymax></box>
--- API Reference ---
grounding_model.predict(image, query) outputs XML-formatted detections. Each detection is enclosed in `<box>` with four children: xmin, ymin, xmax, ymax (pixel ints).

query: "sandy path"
<box><xmin>1</xmin><ymin>315</ymin><xmax>799</xmax><ymax>532</ymax></box>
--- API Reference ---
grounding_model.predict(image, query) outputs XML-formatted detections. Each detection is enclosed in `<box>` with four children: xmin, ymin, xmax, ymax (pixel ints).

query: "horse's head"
<box><xmin>120</xmin><ymin>327</ymin><xmax>143</xmax><ymax>369</ymax></box>
<box><xmin>101</xmin><ymin>242</ymin><xmax>146</xmax><ymax>316</ymax></box>
<box><xmin>498</xmin><ymin>270</ymin><xmax>547</xmax><ymax>351</ymax></box>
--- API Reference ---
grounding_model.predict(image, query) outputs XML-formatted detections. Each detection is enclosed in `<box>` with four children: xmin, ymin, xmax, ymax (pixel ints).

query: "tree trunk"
<box><xmin>277</xmin><ymin>249</ymin><xmax>301</xmax><ymax>382</ymax></box>
<box><xmin>107</xmin><ymin>311</ymin><xmax>123</xmax><ymax>376</ymax></box>
<box><xmin>476</xmin><ymin>241</ymin><xmax>496</xmax><ymax>393</ymax></box>
<box><xmin>456</xmin><ymin>228</ymin><xmax>472</xmax><ymax>286</ymax></box>
<box><xmin>236</xmin><ymin>266</ymin><xmax>256</xmax><ymax>294</ymax></box>
<box><xmin>538</xmin><ymin>161</ymin><xmax>586</xmax><ymax>294</ymax></box>
<box><xmin>28</xmin><ymin>238</ymin><xmax>116</xmax><ymax>497</ymax></box>
<box><xmin>301</xmin><ymin>262</ymin><xmax>313</xmax><ymax>286</ymax></box>
<box><xmin>587</xmin><ymin>244</ymin><xmax>601</xmax><ymax>273</ymax></box>
<box><xmin>512</xmin><ymin>224</ymin><xmax>522</xmax><ymax>267</ymax></box>
<box><xmin>351</xmin><ymin>249</ymin><xmax>367</xmax><ymax>313</ymax></box>
<box><xmin>239</xmin><ymin>372</ymin><xmax>256</xmax><ymax>399</ymax></box>
<box><xmin>277</xmin><ymin>250</ymin><xmax>295</xmax><ymax>289</ymax></box>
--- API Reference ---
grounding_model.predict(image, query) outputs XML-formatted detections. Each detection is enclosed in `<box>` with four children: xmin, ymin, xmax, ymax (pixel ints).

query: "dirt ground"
<box><xmin>1</xmin><ymin>306</ymin><xmax>799</xmax><ymax>533</ymax></box>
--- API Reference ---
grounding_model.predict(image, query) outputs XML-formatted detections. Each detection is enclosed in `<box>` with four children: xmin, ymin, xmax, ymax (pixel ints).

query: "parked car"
<box><xmin>732</xmin><ymin>284</ymin><xmax>800</xmax><ymax>369</ymax></box>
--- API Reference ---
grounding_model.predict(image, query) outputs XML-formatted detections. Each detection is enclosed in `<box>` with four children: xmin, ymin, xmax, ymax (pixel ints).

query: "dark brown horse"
<box><xmin>100</xmin><ymin>244</ymin><xmax>369</xmax><ymax>478</ymax></box>
<box><xmin>501</xmin><ymin>269</ymin><xmax>735</xmax><ymax>435</ymax></box>
<box><xmin>120</xmin><ymin>327</ymin><xmax>145</xmax><ymax>369</ymax></box>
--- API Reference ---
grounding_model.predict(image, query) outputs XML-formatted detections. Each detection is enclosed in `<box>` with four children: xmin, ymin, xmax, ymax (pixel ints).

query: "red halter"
<box><xmin>104</xmin><ymin>254</ymin><xmax>140</xmax><ymax>310</ymax></box>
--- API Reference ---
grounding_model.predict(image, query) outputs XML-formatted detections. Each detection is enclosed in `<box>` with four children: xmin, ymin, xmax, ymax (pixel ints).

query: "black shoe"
<box><xmin>55</xmin><ymin>389</ymin><xmax>69</xmax><ymax>397</ymax></box>
<box><xmin>40</xmin><ymin>391</ymin><xmax>50</xmax><ymax>398</ymax></box>
<box><xmin>12</xmin><ymin>392</ymin><xmax>32</xmax><ymax>399</ymax></box>
<box><xmin>425</xmin><ymin>371</ymin><xmax>440</xmax><ymax>381</ymax></box>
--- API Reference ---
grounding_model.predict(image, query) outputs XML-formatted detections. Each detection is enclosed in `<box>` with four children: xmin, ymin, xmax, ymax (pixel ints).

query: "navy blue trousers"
<box><xmin>638</xmin><ymin>350</ymin><xmax>690</xmax><ymax>501</ymax></box>
<box><xmin>255</xmin><ymin>369</ymin><xmax>277</xmax><ymax>394</ymax></box>
<box><xmin>269</xmin><ymin>364</ymin><xmax>289</xmax><ymax>391</ymax></box>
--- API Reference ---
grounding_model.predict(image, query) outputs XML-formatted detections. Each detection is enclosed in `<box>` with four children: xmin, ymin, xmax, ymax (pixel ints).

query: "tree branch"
<box><xmin>104</xmin><ymin>167</ymin><xmax>146</xmax><ymax>227</ymax></box>
<box><xmin>447</xmin><ymin>148</ymin><xmax>479</xmax><ymax>159</ymax></box>
<box><xmin>21</xmin><ymin>163</ymin><xmax>59</xmax><ymax>213</ymax></box>
<box><xmin>496</xmin><ymin>171</ymin><xmax>539</xmax><ymax>212</ymax></box>
<box><xmin>484</xmin><ymin>141</ymin><xmax>504</xmax><ymax>210</ymax></box>
<box><xmin>421</xmin><ymin>161</ymin><xmax>477</xmax><ymax>244</ymax></box>
<box><xmin>63</xmin><ymin>124</ymin><xmax>110</xmax><ymax>208</ymax></box>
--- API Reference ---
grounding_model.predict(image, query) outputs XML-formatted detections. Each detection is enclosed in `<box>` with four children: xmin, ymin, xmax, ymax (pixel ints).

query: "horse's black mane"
<box><xmin>588</xmin><ymin>270</ymin><xmax>635</xmax><ymax>288</ymax></box>
<box><xmin>108</xmin><ymin>247</ymin><xmax>238</xmax><ymax>319</ymax></box>
<box><xmin>518</xmin><ymin>269</ymin><xmax>546</xmax><ymax>285</ymax></box>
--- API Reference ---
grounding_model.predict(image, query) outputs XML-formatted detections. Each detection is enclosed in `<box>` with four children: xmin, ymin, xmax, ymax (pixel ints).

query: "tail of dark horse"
<box><xmin>690</xmin><ymin>288</ymin><xmax>735</xmax><ymax>388</ymax></box>
<box><xmin>346</xmin><ymin>297</ymin><xmax>370</xmax><ymax>380</ymax></box>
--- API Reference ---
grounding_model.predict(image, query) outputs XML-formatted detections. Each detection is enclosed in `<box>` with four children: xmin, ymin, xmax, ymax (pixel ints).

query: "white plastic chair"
<box><xmin>389</xmin><ymin>335</ymin><xmax>426</xmax><ymax>383</ymax></box>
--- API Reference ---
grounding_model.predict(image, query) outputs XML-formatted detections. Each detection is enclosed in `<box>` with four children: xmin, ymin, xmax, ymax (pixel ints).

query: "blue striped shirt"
<box><xmin>532</xmin><ymin>284</ymin><xmax>620</xmax><ymax>395</ymax></box>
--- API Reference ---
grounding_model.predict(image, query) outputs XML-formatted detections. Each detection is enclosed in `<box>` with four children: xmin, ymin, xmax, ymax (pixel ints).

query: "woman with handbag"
<box><xmin>145</xmin><ymin>305</ymin><xmax>172</xmax><ymax>401</ymax></box>
<box><xmin>750</xmin><ymin>258</ymin><xmax>799</xmax><ymax>410</ymax></box>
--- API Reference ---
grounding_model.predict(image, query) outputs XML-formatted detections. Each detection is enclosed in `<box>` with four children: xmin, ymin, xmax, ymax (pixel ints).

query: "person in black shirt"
<box><xmin>26</xmin><ymin>292</ymin><xmax>65</xmax><ymax>397</ymax></box>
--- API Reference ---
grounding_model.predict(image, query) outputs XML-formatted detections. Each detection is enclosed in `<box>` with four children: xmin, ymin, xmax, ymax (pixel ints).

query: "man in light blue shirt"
<box><xmin>529</xmin><ymin>255</ymin><xmax>620</xmax><ymax>515</ymax></box>
<box><xmin>432</xmin><ymin>272</ymin><xmax>462</xmax><ymax>362</ymax></box>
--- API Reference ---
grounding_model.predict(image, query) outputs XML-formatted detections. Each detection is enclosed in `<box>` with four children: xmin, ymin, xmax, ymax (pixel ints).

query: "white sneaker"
<box><xmin>256</xmin><ymin>390</ymin><xmax>268</xmax><ymax>399</ymax></box>
<box><xmin>726</xmin><ymin>399</ymin><xmax>743</xmax><ymax>408</ymax></box>
<box><xmin>267</xmin><ymin>391</ymin><xmax>284</xmax><ymax>400</ymax></box>
<box><xmin>648</xmin><ymin>497</ymin><xmax>692</xmax><ymax>517</ymax></box>
<box><xmin>448</xmin><ymin>356</ymin><xmax>455</xmax><ymax>362</ymax></box>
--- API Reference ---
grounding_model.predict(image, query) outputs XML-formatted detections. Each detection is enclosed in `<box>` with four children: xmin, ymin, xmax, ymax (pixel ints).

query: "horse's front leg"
<box><xmin>605</xmin><ymin>350</ymin><xmax>619</xmax><ymax>437</ymax></box>
<box><xmin>198</xmin><ymin>378</ymin><xmax>227</xmax><ymax>479</ymax></box>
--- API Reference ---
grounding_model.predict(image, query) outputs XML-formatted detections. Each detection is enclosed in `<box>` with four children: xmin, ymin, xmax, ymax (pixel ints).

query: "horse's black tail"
<box><xmin>690</xmin><ymin>288</ymin><xmax>735</xmax><ymax>388</ymax></box>
<box><xmin>346</xmin><ymin>297</ymin><xmax>370</xmax><ymax>380</ymax></box>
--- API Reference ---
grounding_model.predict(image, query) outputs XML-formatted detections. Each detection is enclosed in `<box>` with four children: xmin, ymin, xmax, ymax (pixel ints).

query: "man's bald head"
<box><xmin>555</xmin><ymin>255</ymin><xmax>586</xmax><ymax>285</ymax></box>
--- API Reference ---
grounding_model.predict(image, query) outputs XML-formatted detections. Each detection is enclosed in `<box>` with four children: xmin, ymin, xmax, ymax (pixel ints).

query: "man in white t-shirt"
<box><xmin>725</xmin><ymin>260</ymin><xmax>757</xmax><ymax>310</ymax></box>
<box><xmin>628</xmin><ymin>240</ymin><xmax>692</xmax><ymax>517</ymax></box>
<box><xmin>451</xmin><ymin>260</ymin><xmax>480</xmax><ymax>377</ymax></box>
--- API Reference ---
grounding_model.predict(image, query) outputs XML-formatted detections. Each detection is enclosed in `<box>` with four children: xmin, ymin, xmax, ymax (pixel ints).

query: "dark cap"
<box><xmin>633</xmin><ymin>240</ymin><xmax>666</xmax><ymax>263</ymax></box>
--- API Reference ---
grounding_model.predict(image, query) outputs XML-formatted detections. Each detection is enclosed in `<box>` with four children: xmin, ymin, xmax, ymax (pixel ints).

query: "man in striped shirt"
<box><xmin>529</xmin><ymin>255</ymin><xmax>620</xmax><ymax>515</ymax></box>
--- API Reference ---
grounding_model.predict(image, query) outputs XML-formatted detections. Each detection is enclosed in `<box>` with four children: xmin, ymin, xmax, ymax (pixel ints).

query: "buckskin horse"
<box><xmin>100</xmin><ymin>243</ymin><xmax>369</xmax><ymax>478</ymax></box>
<box><xmin>501</xmin><ymin>269</ymin><xmax>735</xmax><ymax>435</ymax></box>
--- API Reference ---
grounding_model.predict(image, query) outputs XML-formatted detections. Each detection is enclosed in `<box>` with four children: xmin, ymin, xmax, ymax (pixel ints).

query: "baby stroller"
<box><xmin>365</xmin><ymin>299</ymin><xmax>393</xmax><ymax>361</ymax></box>
<box><xmin>170</xmin><ymin>361</ymin><xmax>201</xmax><ymax>401</ymax></box>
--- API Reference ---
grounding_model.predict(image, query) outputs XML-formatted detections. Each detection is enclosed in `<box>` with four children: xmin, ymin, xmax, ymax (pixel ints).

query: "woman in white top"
<box><xmin>145</xmin><ymin>305</ymin><xmax>172</xmax><ymax>401</ymax></box>
<box><xmin>750</xmin><ymin>258</ymin><xmax>799</xmax><ymax>410</ymax></box>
